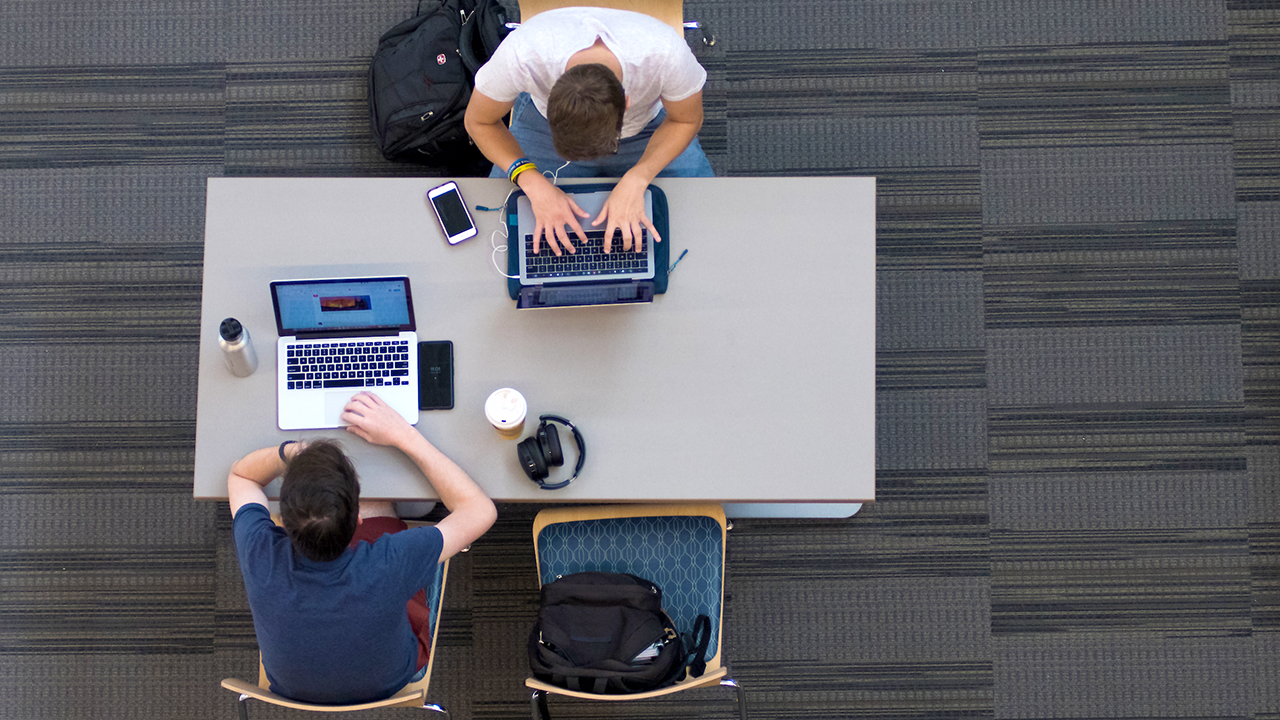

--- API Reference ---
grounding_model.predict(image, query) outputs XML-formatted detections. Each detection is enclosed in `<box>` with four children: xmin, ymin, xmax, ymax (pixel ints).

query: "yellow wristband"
<box><xmin>509</xmin><ymin>162</ymin><xmax>537</xmax><ymax>184</ymax></box>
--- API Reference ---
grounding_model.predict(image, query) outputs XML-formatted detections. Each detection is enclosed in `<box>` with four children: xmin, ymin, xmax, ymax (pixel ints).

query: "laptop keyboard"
<box><xmin>285</xmin><ymin>339</ymin><xmax>411</xmax><ymax>391</ymax></box>
<box><xmin>524</xmin><ymin>230</ymin><xmax>648</xmax><ymax>279</ymax></box>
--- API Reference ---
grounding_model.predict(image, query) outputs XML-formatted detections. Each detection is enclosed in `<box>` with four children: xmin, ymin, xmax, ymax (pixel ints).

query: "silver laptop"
<box><xmin>270</xmin><ymin>276</ymin><xmax>419</xmax><ymax>431</ymax></box>
<box><xmin>516</xmin><ymin>188</ymin><xmax>656</xmax><ymax>286</ymax></box>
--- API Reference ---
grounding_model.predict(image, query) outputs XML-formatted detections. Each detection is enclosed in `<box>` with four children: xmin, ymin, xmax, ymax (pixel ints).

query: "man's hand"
<box><xmin>345</xmin><ymin>391</ymin><xmax>498</xmax><ymax>562</ymax></box>
<box><xmin>523</xmin><ymin>173</ymin><xmax>590</xmax><ymax>256</ymax></box>
<box><xmin>341</xmin><ymin>392</ymin><xmax>414</xmax><ymax>449</ymax></box>
<box><xmin>593</xmin><ymin>172</ymin><xmax>663</xmax><ymax>254</ymax></box>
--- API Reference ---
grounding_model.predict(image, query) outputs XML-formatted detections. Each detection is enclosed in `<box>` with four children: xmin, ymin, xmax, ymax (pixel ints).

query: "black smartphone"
<box><xmin>417</xmin><ymin>341</ymin><xmax>454</xmax><ymax>410</ymax></box>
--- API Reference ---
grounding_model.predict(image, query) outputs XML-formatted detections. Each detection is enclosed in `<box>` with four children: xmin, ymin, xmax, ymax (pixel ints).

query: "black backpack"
<box><xmin>528</xmin><ymin>572</ymin><xmax>712</xmax><ymax>695</ymax></box>
<box><xmin>368</xmin><ymin>0</ymin><xmax>509</xmax><ymax>172</ymax></box>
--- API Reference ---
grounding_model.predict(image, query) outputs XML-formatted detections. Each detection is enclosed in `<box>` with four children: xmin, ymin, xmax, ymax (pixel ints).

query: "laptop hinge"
<box><xmin>292</xmin><ymin>328</ymin><xmax>401</xmax><ymax>340</ymax></box>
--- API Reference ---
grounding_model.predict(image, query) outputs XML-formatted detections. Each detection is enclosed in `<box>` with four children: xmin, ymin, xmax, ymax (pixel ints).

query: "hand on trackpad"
<box><xmin>324</xmin><ymin>392</ymin><xmax>357</xmax><ymax>427</ymax></box>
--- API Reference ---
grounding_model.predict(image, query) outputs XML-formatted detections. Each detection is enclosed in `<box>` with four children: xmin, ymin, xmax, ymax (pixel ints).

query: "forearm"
<box><xmin>395</xmin><ymin>430</ymin><xmax>495</xmax><ymax>517</ymax></box>
<box><xmin>626</xmin><ymin>116</ymin><xmax>701</xmax><ymax>185</ymax></box>
<box><xmin>229</xmin><ymin>445</ymin><xmax>291</xmax><ymax>487</ymax></box>
<box><xmin>465</xmin><ymin>115</ymin><xmax>527</xmax><ymax>173</ymax></box>
<box><xmin>466</xmin><ymin>116</ymin><xmax>555</xmax><ymax>199</ymax></box>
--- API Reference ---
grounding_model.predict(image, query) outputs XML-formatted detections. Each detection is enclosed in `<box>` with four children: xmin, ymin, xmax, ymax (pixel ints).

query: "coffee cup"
<box><xmin>485</xmin><ymin>388</ymin><xmax>527</xmax><ymax>439</ymax></box>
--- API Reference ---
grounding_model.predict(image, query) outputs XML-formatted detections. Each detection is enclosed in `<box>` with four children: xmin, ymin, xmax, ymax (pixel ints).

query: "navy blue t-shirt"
<box><xmin>232</xmin><ymin>503</ymin><xmax>444</xmax><ymax>704</ymax></box>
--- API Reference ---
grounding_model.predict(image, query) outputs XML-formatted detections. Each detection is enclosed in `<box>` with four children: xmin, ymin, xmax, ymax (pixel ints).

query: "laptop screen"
<box><xmin>271</xmin><ymin>276</ymin><xmax>416</xmax><ymax>336</ymax></box>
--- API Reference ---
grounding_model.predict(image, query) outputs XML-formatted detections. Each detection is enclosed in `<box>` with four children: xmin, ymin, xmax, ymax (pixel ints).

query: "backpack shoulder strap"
<box><xmin>458</xmin><ymin>6</ymin><xmax>482</xmax><ymax>76</ymax></box>
<box><xmin>459</xmin><ymin>0</ymin><xmax>509</xmax><ymax>76</ymax></box>
<box><xmin>685</xmin><ymin>614</ymin><xmax>712</xmax><ymax>678</ymax></box>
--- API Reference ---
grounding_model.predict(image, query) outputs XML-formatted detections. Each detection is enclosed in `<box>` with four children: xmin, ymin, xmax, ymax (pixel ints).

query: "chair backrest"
<box><xmin>518</xmin><ymin>0</ymin><xmax>684</xmax><ymax>35</ymax></box>
<box><xmin>532</xmin><ymin>503</ymin><xmax>726</xmax><ymax>669</ymax></box>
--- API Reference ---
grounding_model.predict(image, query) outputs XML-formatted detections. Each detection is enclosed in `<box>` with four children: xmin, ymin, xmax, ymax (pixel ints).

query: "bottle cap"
<box><xmin>219</xmin><ymin>318</ymin><xmax>244</xmax><ymax>342</ymax></box>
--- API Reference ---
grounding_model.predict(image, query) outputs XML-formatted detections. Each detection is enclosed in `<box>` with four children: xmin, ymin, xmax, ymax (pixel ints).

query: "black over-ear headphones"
<box><xmin>516</xmin><ymin>414</ymin><xmax>585</xmax><ymax>490</ymax></box>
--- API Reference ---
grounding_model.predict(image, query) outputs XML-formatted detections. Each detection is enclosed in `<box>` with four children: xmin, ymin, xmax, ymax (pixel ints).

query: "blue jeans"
<box><xmin>489</xmin><ymin>93</ymin><xmax>714</xmax><ymax>179</ymax></box>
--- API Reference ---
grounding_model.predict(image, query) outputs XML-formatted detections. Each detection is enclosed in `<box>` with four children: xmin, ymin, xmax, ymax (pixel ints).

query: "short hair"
<box><xmin>279</xmin><ymin>439</ymin><xmax>360</xmax><ymax>562</ymax></box>
<box><xmin>547</xmin><ymin>63</ymin><xmax>626</xmax><ymax>161</ymax></box>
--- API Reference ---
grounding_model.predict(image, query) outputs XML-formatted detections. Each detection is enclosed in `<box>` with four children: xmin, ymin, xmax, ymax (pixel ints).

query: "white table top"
<box><xmin>193</xmin><ymin>176</ymin><xmax>876</xmax><ymax>503</ymax></box>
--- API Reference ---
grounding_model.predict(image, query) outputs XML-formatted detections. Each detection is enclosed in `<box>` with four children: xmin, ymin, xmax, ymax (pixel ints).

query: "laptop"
<box><xmin>505</xmin><ymin>183</ymin><xmax>670</xmax><ymax>309</ymax></box>
<box><xmin>270</xmin><ymin>276</ymin><xmax>419</xmax><ymax>431</ymax></box>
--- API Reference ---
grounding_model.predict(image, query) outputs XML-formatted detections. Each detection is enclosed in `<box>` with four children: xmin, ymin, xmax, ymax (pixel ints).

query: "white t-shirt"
<box><xmin>474</xmin><ymin>7</ymin><xmax>707</xmax><ymax>138</ymax></box>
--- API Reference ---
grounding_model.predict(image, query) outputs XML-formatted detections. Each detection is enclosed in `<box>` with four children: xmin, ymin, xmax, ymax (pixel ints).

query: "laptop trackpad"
<box><xmin>324</xmin><ymin>392</ymin><xmax>357</xmax><ymax>427</ymax></box>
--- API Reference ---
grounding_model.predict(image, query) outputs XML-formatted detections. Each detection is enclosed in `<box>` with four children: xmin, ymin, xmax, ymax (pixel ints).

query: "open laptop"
<box><xmin>270</xmin><ymin>276</ymin><xmax>419</xmax><ymax>431</ymax></box>
<box><xmin>505</xmin><ymin>184</ymin><xmax>670</xmax><ymax>309</ymax></box>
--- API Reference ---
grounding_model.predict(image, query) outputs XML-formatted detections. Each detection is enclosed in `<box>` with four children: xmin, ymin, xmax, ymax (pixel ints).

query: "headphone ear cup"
<box><xmin>517</xmin><ymin>436</ymin><xmax>548</xmax><ymax>480</ymax></box>
<box><xmin>539</xmin><ymin>422</ymin><xmax>564</xmax><ymax>467</ymax></box>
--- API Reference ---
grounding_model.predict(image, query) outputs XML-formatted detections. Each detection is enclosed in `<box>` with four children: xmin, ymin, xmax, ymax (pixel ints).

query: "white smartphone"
<box><xmin>427</xmin><ymin>181</ymin><xmax>477</xmax><ymax>245</ymax></box>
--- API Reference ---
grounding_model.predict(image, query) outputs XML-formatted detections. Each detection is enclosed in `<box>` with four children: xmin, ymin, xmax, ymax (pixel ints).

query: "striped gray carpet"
<box><xmin>1</xmin><ymin>0</ymin><xmax>1277</xmax><ymax>718</ymax></box>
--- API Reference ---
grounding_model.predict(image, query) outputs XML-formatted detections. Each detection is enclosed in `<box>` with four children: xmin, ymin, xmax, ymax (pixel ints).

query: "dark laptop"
<box><xmin>506</xmin><ymin>183</ymin><xmax>670</xmax><ymax>308</ymax></box>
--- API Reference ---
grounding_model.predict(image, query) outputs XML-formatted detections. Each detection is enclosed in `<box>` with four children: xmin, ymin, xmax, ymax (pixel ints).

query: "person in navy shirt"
<box><xmin>228</xmin><ymin>391</ymin><xmax>497</xmax><ymax>704</ymax></box>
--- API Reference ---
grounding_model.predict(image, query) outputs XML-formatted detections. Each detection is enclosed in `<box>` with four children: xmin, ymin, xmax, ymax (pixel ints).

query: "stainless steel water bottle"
<box><xmin>218</xmin><ymin>318</ymin><xmax>258</xmax><ymax>377</ymax></box>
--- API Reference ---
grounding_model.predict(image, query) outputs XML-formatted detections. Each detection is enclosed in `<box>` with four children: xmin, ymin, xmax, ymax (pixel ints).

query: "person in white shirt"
<box><xmin>464</xmin><ymin>7</ymin><xmax>713</xmax><ymax>257</ymax></box>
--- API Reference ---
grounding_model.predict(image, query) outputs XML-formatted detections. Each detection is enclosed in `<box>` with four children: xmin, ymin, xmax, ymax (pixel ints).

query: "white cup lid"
<box><xmin>485</xmin><ymin>388</ymin><xmax>527</xmax><ymax>427</ymax></box>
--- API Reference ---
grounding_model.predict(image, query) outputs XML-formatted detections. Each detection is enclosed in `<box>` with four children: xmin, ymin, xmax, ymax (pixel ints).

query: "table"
<box><xmin>193</xmin><ymin>177</ymin><xmax>876</xmax><ymax>504</ymax></box>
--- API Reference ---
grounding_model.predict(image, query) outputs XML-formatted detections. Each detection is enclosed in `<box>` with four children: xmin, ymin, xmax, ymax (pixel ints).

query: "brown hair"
<box><xmin>547</xmin><ymin>63</ymin><xmax>626</xmax><ymax>161</ymax></box>
<box><xmin>279</xmin><ymin>439</ymin><xmax>360</xmax><ymax>562</ymax></box>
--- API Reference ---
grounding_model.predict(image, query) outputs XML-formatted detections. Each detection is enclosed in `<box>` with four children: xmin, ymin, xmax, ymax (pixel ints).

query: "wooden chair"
<box><xmin>527</xmin><ymin>504</ymin><xmax>746</xmax><ymax>719</ymax></box>
<box><xmin>516</xmin><ymin>0</ymin><xmax>714</xmax><ymax>45</ymax></box>
<box><xmin>220</xmin><ymin>520</ymin><xmax>451</xmax><ymax>718</ymax></box>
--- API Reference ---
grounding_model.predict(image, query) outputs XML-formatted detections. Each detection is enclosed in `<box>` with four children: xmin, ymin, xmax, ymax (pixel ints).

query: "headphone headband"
<box><xmin>534</xmin><ymin>415</ymin><xmax>585</xmax><ymax>490</ymax></box>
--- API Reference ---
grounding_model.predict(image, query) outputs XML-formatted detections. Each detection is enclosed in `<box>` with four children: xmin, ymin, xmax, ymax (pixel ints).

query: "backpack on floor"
<box><xmin>368</xmin><ymin>0</ymin><xmax>508</xmax><ymax>172</ymax></box>
<box><xmin>528</xmin><ymin>571</ymin><xmax>712</xmax><ymax>694</ymax></box>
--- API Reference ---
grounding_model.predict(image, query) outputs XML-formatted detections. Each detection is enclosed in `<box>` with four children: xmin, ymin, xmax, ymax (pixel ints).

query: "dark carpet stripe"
<box><xmin>992</xmin><ymin>528</ymin><xmax>1250</xmax><ymax>635</ymax></box>
<box><xmin>0</xmin><ymin>547</ymin><xmax>214</xmax><ymax>654</ymax></box>
<box><xmin>878</xmin><ymin>349</ymin><xmax>987</xmax><ymax>391</ymax></box>
<box><xmin>226</xmin><ymin>60</ymin><xmax>449</xmax><ymax>176</ymax></box>
<box><xmin>1233</xmin><ymin>107</ymin><xmax>1280</xmax><ymax>202</ymax></box>
<box><xmin>878</xmin><ymin>194</ymin><xmax>984</xmax><ymax>270</ymax></box>
<box><xmin>984</xmin><ymin>221</ymin><xmax>1240</xmax><ymax>328</ymax></box>
<box><xmin>696</xmin><ymin>54</ymin><xmax>729</xmax><ymax>160</ymax></box>
<box><xmin>1229</xmin><ymin>6</ymin><xmax>1280</xmax><ymax>83</ymax></box>
<box><xmin>0</xmin><ymin>245</ymin><xmax>202</xmax><ymax>342</ymax></box>
<box><xmin>1230</xmin><ymin>10</ymin><xmax>1280</xmax><ymax>200</ymax></box>
<box><xmin>0</xmin><ymin>64</ymin><xmax>225</xmax><ymax>168</ymax></box>
<box><xmin>977</xmin><ymin>43</ymin><xmax>1231</xmax><ymax>149</ymax></box>
<box><xmin>729</xmin><ymin>473</ymin><xmax>989</xmax><ymax>581</ymax></box>
<box><xmin>988</xmin><ymin>406</ymin><xmax>1246</xmax><ymax>474</ymax></box>
<box><xmin>0</xmin><ymin>421</ymin><xmax>195</xmax><ymax>459</ymax></box>
<box><xmin>726</xmin><ymin>49</ymin><xmax>978</xmax><ymax>117</ymax></box>
<box><xmin>1243</xmin><ymin>280</ymin><xmax>1280</xmax><ymax>445</ymax></box>
<box><xmin>1253</xmin><ymin>519</ymin><xmax>1280</xmax><ymax>629</ymax></box>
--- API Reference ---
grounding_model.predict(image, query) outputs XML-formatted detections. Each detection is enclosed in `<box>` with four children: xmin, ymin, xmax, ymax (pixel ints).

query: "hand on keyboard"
<box><xmin>522</xmin><ymin>173</ymin><xmax>589</xmax><ymax>256</ymax></box>
<box><xmin>593</xmin><ymin>174</ymin><xmax>663</xmax><ymax>254</ymax></box>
